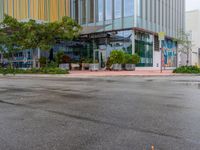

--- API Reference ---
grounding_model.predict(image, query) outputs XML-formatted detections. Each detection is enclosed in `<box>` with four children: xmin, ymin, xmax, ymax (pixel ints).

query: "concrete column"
<box><xmin>134</xmin><ymin>0</ymin><xmax>138</xmax><ymax>27</ymax></box>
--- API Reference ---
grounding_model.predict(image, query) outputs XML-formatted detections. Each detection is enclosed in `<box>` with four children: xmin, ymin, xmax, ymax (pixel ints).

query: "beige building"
<box><xmin>0</xmin><ymin>0</ymin><xmax>70</xmax><ymax>22</ymax></box>
<box><xmin>185</xmin><ymin>10</ymin><xmax>200</xmax><ymax>66</ymax></box>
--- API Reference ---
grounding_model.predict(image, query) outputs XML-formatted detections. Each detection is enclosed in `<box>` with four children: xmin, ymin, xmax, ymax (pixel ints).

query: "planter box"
<box><xmin>89</xmin><ymin>64</ymin><xmax>99</xmax><ymax>71</ymax></box>
<box><xmin>82</xmin><ymin>63</ymin><xmax>90</xmax><ymax>70</ymax></box>
<box><xmin>59</xmin><ymin>63</ymin><xmax>70</xmax><ymax>70</ymax></box>
<box><xmin>125</xmin><ymin>64</ymin><xmax>136</xmax><ymax>71</ymax></box>
<box><xmin>71</xmin><ymin>63</ymin><xmax>80</xmax><ymax>70</ymax></box>
<box><xmin>112</xmin><ymin>64</ymin><xmax>122</xmax><ymax>71</ymax></box>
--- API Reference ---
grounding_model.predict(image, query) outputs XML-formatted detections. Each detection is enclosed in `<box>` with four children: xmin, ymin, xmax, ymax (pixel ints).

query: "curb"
<box><xmin>0</xmin><ymin>73</ymin><xmax>199</xmax><ymax>78</ymax></box>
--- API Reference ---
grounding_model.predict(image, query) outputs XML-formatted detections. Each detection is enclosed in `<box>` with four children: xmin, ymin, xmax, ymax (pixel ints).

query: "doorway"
<box><xmin>93</xmin><ymin>49</ymin><xmax>106</xmax><ymax>69</ymax></box>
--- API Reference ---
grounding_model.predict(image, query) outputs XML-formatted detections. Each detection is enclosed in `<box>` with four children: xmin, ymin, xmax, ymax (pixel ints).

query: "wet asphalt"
<box><xmin>0</xmin><ymin>76</ymin><xmax>200</xmax><ymax>150</ymax></box>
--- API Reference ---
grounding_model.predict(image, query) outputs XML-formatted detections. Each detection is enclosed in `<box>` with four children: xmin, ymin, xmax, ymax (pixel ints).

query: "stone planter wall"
<box><xmin>125</xmin><ymin>64</ymin><xmax>136</xmax><ymax>71</ymax></box>
<box><xmin>59</xmin><ymin>63</ymin><xmax>70</xmax><ymax>70</ymax></box>
<box><xmin>89</xmin><ymin>64</ymin><xmax>99</xmax><ymax>71</ymax></box>
<box><xmin>82</xmin><ymin>63</ymin><xmax>90</xmax><ymax>70</ymax></box>
<box><xmin>112</xmin><ymin>64</ymin><xmax>122</xmax><ymax>71</ymax></box>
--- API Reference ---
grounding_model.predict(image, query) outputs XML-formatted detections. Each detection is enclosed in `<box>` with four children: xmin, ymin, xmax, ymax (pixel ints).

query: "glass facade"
<box><xmin>89</xmin><ymin>0</ymin><xmax>95</xmax><ymax>23</ymax></box>
<box><xmin>105</xmin><ymin>0</ymin><xmax>112</xmax><ymax>20</ymax></box>
<box><xmin>105</xmin><ymin>30</ymin><xmax>133</xmax><ymax>55</ymax></box>
<box><xmin>96</xmin><ymin>0</ymin><xmax>104</xmax><ymax>22</ymax></box>
<box><xmin>114</xmin><ymin>0</ymin><xmax>122</xmax><ymax>19</ymax></box>
<box><xmin>73</xmin><ymin>0</ymin><xmax>135</xmax><ymax>33</ymax></box>
<box><xmin>61</xmin><ymin>30</ymin><xmax>133</xmax><ymax>64</ymax></box>
<box><xmin>124</xmin><ymin>0</ymin><xmax>134</xmax><ymax>17</ymax></box>
<box><xmin>12</xmin><ymin>50</ymin><xmax>34</xmax><ymax>68</ymax></box>
<box><xmin>80</xmin><ymin>0</ymin><xmax>86</xmax><ymax>24</ymax></box>
<box><xmin>53</xmin><ymin>41</ymin><xmax>93</xmax><ymax>62</ymax></box>
<box><xmin>72</xmin><ymin>0</ymin><xmax>184</xmax><ymax>39</ymax></box>
<box><xmin>135</xmin><ymin>32</ymin><xmax>153</xmax><ymax>67</ymax></box>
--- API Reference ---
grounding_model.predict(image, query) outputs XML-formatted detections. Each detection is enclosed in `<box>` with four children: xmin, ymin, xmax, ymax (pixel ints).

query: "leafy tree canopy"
<box><xmin>0</xmin><ymin>15</ymin><xmax>82</xmax><ymax>52</ymax></box>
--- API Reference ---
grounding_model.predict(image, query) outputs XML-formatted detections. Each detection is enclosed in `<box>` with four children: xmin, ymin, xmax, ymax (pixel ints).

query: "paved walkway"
<box><xmin>69</xmin><ymin>70</ymin><xmax>174</xmax><ymax>77</ymax></box>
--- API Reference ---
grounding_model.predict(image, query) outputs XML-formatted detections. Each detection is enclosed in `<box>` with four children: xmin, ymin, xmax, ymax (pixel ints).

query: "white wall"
<box><xmin>186</xmin><ymin>10</ymin><xmax>200</xmax><ymax>66</ymax></box>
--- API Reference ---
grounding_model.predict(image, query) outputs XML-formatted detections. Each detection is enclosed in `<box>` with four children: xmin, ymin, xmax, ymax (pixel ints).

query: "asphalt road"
<box><xmin>0</xmin><ymin>76</ymin><xmax>200</xmax><ymax>150</ymax></box>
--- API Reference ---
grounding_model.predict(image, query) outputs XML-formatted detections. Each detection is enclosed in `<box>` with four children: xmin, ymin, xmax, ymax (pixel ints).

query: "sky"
<box><xmin>186</xmin><ymin>0</ymin><xmax>200</xmax><ymax>11</ymax></box>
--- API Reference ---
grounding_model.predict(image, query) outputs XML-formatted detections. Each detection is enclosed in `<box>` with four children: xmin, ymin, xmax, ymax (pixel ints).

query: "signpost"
<box><xmin>158</xmin><ymin>32</ymin><xmax>166</xmax><ymax>73</ymax></box>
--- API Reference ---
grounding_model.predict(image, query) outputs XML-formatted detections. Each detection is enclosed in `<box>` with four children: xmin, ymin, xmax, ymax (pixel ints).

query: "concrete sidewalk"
<box><xmin>1</xmin><ymin>70</ymin><xmax>199</xmax><ymax>78</ymax></box>
<box><xmin>68</xmin><ymin>70</ymin><xmax>175</xmax><ymax>77</ymax></box>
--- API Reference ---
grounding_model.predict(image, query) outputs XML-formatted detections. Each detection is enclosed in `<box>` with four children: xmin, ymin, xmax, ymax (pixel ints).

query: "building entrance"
<box><xmin>93</xmin><ymin>49</ymin><xmax>106</xmax><ymax>69</ymax></box>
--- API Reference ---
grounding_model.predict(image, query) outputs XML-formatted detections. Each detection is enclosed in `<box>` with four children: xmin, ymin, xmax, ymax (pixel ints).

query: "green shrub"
<box><xmin>110</xmin><ymin>50</ymin><xmax>124</xmax><ymax>64</ymax></box>
<box><xmin>0</xmin><ymin>67</ymin><xmax>68</xmax><ymax>75</ymax></box>
<box><xmin>173</xmin><ymin>66</ymin><xmax>200</xmax><ymax>74</ymax></box>
<box><xmin>132</xmin><ymin>54</ymin><xmax>140</xmax><ymax>64</ymax></box>
<box><xmin>124</xmin><ymin>54</ymin><xmax>133</xmax><ymax>64</ymax></box>
<box><xmin>124</xmin><ymin>53</ymin><xmax>140</xmax><ymax>64</ymax></box>
<box><xmin>39</xmin><ymin>56</ymin><xmax>47</xmax><ymax>67</ymax></box>
<box><xmin>55</xmin><ymin>51</ymin><xmax>65</xmax><ymax>64</ymax></box>
<box><xmin>47</xmin><ymin>61</ymin><xmax>58</xmax><ymax>68</ymax></box>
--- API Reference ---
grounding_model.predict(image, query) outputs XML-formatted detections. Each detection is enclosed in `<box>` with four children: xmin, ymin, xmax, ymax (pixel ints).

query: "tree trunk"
<box><xmin>186</xmin><ymin>49</ymin><xmax>189</xmax><ymax>66</ymax></box>
<box><xmin>10</xmin><ymin>53</ymin><xmax>14</xmax><ymax>68</ymax></box>
<box><xmin>0</xmin><ymin>52</ymin><xmax>3</xmax><ymax>64</ymax></box>
<box><xmin>37</xmin><ymin>48</ymin><xmax>41</xmax><ymax>68</ymax></box>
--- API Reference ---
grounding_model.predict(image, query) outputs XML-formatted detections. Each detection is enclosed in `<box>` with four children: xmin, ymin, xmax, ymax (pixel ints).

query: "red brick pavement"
<box><xmin>69</xmin><ymin>70</ymin><xmax>174</xmax><ymax>77</ymax></box>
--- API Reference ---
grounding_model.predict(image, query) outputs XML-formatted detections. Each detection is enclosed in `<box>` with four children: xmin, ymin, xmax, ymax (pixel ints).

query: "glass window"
<box><xmin>71</xmin><ymin>0</ymin><xmax>79</xmax><ymax>23</ymax></box>
<box><xmin>89</xmin><ymin>0</ymin><xmax>95</xmax><ymax>23</ymax></box>
<box><xmin>124</xmin><ymin>0</ymin><xmax>134</xmax><ymax>17</ymax></box>
<box><xmin>107</xmin><ymin>30</ymin><xmax>133</xmax><ymax>54</ymax></box>
<box><xmin>138</xmin><ymin>0</ymin><xmax>142</xmax><ymax>17</ymax></box>
<box><xmin>114</xmin><ymin>0</ymin><xmax>122</xmax><ymax>19</ymax></box>
<box><xmin>105</xmin><ymin>0</ymin><xmax>112</xmax><ymax>20</ymax></box>
<box><xmin>81</xmin><ymin>0</ymin><xmax>86</xmax><ymax>24</ymax></box>
<box><xmin>96</xmin><ymin>0</ymin><xmax>103</xmax><ymax>22</ymax></box>
<box><xmin>135</xmin><ymin>32</ymin><xmax>153</xmax><ymax>67</ymax></box>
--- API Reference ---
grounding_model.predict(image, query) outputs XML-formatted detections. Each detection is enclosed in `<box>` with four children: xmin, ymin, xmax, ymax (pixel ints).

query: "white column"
<box><xmin>134</xmin><ymin>0</ymin><xmax>138</xmax><ymax>27</ymax></box>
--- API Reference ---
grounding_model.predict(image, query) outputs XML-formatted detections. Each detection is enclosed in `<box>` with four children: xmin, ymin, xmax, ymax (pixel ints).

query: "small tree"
<box><xmin>0</xmin><ymin>15</ymin><xmax>25</xmax><ymax>67</ymax></box>
<box><xmin>176</xmin><ymin>30</ymin><xmax>193</xmax><ymax>66</ymax></box>
<box><xmin>0</xmin><ymin>15</ymin><xmax>82</xmax><ymax>68</ymax></box>
<box><xmin>110</xmin><ymin>50</ymin><xmax>124</xmax><ymax>64</ymax></box>
<box><xmin>124</xmin><ymin>53</ymin><xmax>140</xmax><ymax>64</ymax></box>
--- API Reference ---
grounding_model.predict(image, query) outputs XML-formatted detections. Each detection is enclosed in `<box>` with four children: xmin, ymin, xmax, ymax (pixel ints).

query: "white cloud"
<box><xmin>186</xmin><ymin>0</ymin><xmax>200</xmax><ymax>11</ymax></box>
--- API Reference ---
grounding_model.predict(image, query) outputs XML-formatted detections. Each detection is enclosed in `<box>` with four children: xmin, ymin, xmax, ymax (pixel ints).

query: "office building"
<box><xmin>0</xmin><ymin>0</ymin><xmax>185</xmax><ymax>69</ymax></box>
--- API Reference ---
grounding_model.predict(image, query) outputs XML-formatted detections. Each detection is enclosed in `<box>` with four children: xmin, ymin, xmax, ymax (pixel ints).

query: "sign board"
<box><xmin>158</xmin><ymin>32</ymin><xmax>166</xmax><ymax>41</ymax></box>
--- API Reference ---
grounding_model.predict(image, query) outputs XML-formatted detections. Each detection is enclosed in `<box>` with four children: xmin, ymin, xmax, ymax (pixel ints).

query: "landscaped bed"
<box><xmin>173</xmin><ymin>66</ymin><xmax>200</xmax><ymax>74</ymax></box>
<box><xmin>0</xmin><ymin>67</ymin><xmax>69</xmax><ymax>75</ymax></box>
